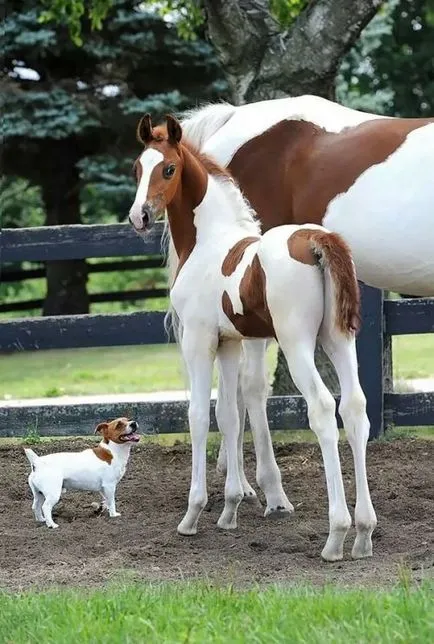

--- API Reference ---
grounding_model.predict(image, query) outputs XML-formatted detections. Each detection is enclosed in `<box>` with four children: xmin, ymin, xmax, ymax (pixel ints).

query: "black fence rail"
<box><xmin>0</xmin><ymin>222</ymin><xmax>433</xmax><ymax>438</ymax></box>
<box><xmin>0</xmin><ymin>256</ymin><xmax>168</xmax><ymax>313</ymax></box>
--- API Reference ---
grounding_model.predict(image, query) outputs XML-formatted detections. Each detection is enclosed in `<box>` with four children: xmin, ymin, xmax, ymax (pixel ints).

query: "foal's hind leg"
<box><xmin>278</xmin><ymin>331</ymin><xmax>351</xmax><ymax>561</ymax></box>
<box><xmin>320</xmin><ymin>332</ymin><xmax>377</xmax><ymax>559</ymax></box>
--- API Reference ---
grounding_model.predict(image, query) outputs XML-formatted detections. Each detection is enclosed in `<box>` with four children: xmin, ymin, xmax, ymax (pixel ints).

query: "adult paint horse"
<box><xmin>177</xmin><ymin>95</ymin><xmax>434</xmax><ymax>510</ymax></box>
<box><xmin>129</xmin><ymin>114</ymin><xmax>377</xmax><ymax>562</ymax></box>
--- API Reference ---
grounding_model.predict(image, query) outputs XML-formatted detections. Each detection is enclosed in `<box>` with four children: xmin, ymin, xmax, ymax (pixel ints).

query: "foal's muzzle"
<box><xmin>129</xmin><ymin>200</ymin><xmax>161</xmax><ymax>233</ymax></box>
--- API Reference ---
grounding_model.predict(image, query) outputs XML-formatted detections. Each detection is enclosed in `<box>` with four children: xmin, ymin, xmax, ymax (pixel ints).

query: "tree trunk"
<box><xmin>41</xmin><ymin>144</ymin><xmax>89</xmax><ymax>316</ymax></box>
<box><xmin>202</xmin><ymin>0</ymin><xmax>380</xmax><ymax>394</ymax></box>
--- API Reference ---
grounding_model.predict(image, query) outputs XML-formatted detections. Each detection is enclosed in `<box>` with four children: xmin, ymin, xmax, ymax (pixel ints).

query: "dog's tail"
<box><xmin>24</xmin><ymin>448</ymin><xmax>39</xmax><ymax>470</ymax></box>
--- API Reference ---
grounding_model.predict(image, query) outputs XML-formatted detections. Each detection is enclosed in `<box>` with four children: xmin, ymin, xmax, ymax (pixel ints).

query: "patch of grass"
<box><xmin>0</xmin><ymin>581</ymin><xmax>432</xmax><ymax>644</ymax></box>
<box><xmin>21</xmin><ymin>424</ymin><xmax>41</xmax><ymax>445</ymax></box>
<box><xmin>1</xmin><ymin>334</ymin><xmax>433</xmax><ymax>402</ymax></box>
<box><xmin>392</xmin><ymin>333</ymin><xmax>434</xmax><ymax>380</ymax></box>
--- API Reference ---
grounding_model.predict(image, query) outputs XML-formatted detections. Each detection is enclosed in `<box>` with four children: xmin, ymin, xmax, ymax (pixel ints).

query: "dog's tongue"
<box><xmin>124</xmin><ymin>432</ymin><xmax>140</xmax><ymax>442</ymax></box>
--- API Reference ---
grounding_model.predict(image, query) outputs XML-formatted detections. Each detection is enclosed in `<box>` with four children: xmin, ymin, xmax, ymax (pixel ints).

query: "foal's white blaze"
<box><xmin>129</xmin><ymin>148</ymin><xmax>164</xmax><ymax>229</ymax></box>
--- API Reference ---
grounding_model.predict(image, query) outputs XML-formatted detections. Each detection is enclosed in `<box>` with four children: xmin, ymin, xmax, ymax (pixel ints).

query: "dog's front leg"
<box><xmin>102</xmin><ymin>484</ymin><xmax>120</xmax><ymax>517</ymax></box>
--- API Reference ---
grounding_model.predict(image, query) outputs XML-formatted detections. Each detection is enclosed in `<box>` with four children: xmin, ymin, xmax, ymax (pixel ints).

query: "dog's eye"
<box><xmin>163</xmin><ymin>164</ymin><xmax>175</xmax><ymax>179</ymax></box>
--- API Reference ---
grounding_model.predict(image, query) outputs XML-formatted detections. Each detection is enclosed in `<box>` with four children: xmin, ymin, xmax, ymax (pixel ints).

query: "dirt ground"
<box><xmin>0</xmin><ymin>438</ymin><xmax>433</xmax><ymax>590</ymax></box>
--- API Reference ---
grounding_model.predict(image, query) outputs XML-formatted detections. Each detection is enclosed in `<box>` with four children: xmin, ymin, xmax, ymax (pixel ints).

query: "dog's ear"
<box><xmin>94</xmin><ymin>422</ymin><xmax>109</xmax><ymax>435</ymax></box>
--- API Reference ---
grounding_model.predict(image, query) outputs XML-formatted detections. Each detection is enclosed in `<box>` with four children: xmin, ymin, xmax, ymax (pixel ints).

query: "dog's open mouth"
<box><xmin>120</xmin><ymin>432</ymin><xmax>140</xmax><ymax>443</ymax></box>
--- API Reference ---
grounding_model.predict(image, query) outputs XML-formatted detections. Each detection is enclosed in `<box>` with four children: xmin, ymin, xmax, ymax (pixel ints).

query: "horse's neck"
<box><xmin>194</xmin><ymin>176</ymin><xmax>258</xmax><ymax>242</ymax></box>
<box><xmin>168</xmin><ymin>146</ymin><xmax>259</xmax><ymax>263</ymax></box>
<box><xmin>166</xmin><ymin>146</ymin><xmax>207</xmax><ymax>266</ymax></box>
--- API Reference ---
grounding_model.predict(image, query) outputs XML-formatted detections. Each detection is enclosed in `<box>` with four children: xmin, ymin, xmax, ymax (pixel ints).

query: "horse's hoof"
<box><xmin>264</xmin><ymin>503</ymin><xmax>294</xmax><ymax>519</ymax></box>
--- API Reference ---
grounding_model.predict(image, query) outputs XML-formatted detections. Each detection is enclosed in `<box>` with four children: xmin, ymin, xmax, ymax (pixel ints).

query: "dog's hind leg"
<box><xmin>28</xmin><ymin>475</ymin><xmax>44</xmax><ymax>522</ymax></box>
<box><xmin>40</xmin><ymin>481</ymin><xmax>62</xmax><ymax>528</ymax></box>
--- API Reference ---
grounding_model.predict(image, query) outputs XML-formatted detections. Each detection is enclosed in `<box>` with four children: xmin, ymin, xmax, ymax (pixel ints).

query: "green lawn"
<box><xmin>0</xmin><ymin>334</ymin><xmax>433</xmax><ymax>400</ymax></box>
<box><xmin>0</xmin><ymin>581</ymin><xmax>432</xmax><ymax>644</ymax></box>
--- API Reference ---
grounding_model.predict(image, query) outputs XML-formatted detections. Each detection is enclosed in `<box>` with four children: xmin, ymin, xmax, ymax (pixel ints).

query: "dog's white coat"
<box><xmin>25</xmin><ymin>423</ymin><xmax>138</xmax><ymax>528</ymax></box>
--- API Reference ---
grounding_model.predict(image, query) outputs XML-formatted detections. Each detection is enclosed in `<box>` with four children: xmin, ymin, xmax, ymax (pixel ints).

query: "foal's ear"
<box><xmin>137</xmin><ymin>113</ymin><xmax>153</xmax><ymax>145</ymax></box>
<box><xmin>94</xmin><ymin>422</ymin><xmax>109</xmax><ymax>435</ymax></box>
<box><xmin>166</xmin><ymin>114</ymin><xmax>182</xmax><ymax>145</ymax></box>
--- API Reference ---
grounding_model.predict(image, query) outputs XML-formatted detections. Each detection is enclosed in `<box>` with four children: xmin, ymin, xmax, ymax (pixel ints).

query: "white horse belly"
<box><xmin>323</xmin><ymin>124</ymin><xmax>434</xmax><ymax>296</ymax></box>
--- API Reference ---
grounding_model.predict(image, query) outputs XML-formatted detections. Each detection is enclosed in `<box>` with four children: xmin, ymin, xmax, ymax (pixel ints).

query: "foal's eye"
<box><xmin>163</xmin><ymin>164</ymin><xmax>176</xmax><ymax>179</ymax></box>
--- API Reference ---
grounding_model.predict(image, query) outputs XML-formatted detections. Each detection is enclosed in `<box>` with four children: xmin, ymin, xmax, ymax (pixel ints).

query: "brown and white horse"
<box><xmin>176</xmin><ymin>95</ymin><xmax>434</xmax><ymax>510</ymax></box>
<box><xmin>129</xmin><ymin>114</ymin><xmax>376</xmax><ymax>562</ymax></box>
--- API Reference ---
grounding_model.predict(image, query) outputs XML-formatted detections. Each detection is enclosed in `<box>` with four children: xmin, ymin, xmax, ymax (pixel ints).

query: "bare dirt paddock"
<box><xmin>0</xmin><ymin>438</ymin><xmax>433</xmax><ymax>591</ymax></box>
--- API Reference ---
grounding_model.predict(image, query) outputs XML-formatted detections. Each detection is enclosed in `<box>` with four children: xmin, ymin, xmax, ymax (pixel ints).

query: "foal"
<box><xmin>129</xmin><ymin>114</ymin><xmax>377</xmax><ymax>562</ymax></box>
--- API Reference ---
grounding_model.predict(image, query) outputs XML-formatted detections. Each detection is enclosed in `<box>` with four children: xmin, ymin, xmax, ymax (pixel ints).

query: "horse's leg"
<box><xmin>242</xmin><ymin>338</ymin><xmax>294</xmax><ymax>518</ymax></box>
<box><xmin>320</xmin><ymin>332</ymin><xmax>377</xmax><ymax>559</ymax></box>
<box><xmin>215</xmin><ymin>340</ymin><xmax>244</xmax><ymax>529</ymax></box>
<box><xmin>177</xmin><ymin>327</ymin><xmax>215</xmax><ymax>536</ymax></box>
<box><xmin>278</xmin><ymin>331</ymin><xmax>351</xmax><ymax>561</ymax></box>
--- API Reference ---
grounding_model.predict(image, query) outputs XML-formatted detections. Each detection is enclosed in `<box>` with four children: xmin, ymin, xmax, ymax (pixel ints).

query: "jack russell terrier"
<box><xmin>24</xmin><ymin>417</ymin><xmax>140</xmax><ymax>528</ymax></box>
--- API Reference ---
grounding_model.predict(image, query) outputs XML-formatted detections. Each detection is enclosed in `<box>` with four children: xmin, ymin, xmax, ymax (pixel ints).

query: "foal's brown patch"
<box><xmin>92</xmin><ymin>446</ymin><xmax>113</xmax><ymax>464</ymax></box>
<box><xmin>221</xmin><ymin>237</ymin><xmax>260</xmax><ymax>276</ymax></box>
<box><xmin>222</xmin><ymin>255</ymin><xmax>274</xmax><ymax>338</ymax></box>
<box><xmin>287</xmin><ymin>228</ymin><xmax>360</xmax><ymax>335</ymax></box>
<box><xmin>287</xmin><ymin>230</ymin><xmax>317</xmax><ymax>265</ymax></box>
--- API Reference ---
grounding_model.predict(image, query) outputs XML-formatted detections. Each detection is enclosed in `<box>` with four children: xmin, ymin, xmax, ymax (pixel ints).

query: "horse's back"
<box><xmin>323</xmin><ymin>122</ymin><xmax>434</xmax><ymax>296</ymax></box>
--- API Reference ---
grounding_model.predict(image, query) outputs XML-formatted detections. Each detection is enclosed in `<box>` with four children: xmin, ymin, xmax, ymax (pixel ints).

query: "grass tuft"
<box><xmin>0</xmin><ymin>580</ymin><xmax>432</xmax><ymax>643</ymax></box>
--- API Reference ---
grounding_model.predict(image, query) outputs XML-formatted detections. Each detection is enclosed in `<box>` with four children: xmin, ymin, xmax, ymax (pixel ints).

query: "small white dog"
<box><xmin>24</xmin><ymin>417</ymin><xmax>140</xmax><ymax>528</ymax></box>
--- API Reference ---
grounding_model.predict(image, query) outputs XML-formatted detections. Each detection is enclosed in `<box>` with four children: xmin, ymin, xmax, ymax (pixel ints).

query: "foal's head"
<box><xmin>129</xmin><ymin>114</ymin><xmax>187</xmax><ymax>233</ymax></box>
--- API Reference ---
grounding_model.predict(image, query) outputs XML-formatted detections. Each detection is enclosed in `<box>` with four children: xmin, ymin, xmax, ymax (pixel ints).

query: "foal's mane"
<box><xmin>181</xmin><ymin>139</ymin><xmax>232</xmax><ymax>181</ymax></box>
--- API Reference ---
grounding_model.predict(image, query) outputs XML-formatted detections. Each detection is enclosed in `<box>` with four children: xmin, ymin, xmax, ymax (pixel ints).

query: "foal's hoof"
<box><xmin>351</xmin><ymin>535</ymin><xmax>373</xmax><ymax>559</ymax></box>
<box><xmin>264</xmin><ymin>505</ymin><xmax>294</xmax><ymax>521</ymax></box>
<box><xmin>321</xmin><ymin>547</ymin><xmax>343</xmax><ymax>562</ymax></box>
<box><xmin>177</xmin><ymin>521</ymin><xmax>197</xmax><ymax>536</ymax></box>
<box><xmin>264</xmin><ymin>503</ymin><xmax>294</xmax><ymax>520</ymax></box>
<box><xmin>243</xmin><ymin>491</ymin><xmax>261</xmax><ymax>507</ymax></box>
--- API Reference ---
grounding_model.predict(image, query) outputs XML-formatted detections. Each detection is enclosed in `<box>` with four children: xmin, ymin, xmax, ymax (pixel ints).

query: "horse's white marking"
<box><xmin>323</xmin><ymin>123</ymin><xmax>434</xmax><ymax>295</ymax></box>
<box><xmin>129</xmin><ymin>148</ymin><xmax>163</xmax><ymax>229</ymax></box>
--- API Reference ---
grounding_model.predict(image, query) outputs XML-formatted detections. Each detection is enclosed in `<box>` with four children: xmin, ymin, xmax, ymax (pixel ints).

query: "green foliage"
<box><xmin>0</xmin><ymin>177</ymin><xmax>45</xmax><ymax>229</ymax></box>
<box><xmin>39</xmin><ymin>0</ymin><xmax>310</xmax><ymax>45</ymax></box>
<box><xmin>40</xmin><ymin>0</ymin><xmax>113</xmax><ymax>45</ymax></box>
<box><xmin>338</xmin><ymin>0</ymin><xmax>434</xmax><ymax>116</ymax></box>
<box><xmin>270</xmin><ymin>0</ymin><xmax>308</xmax><ymax>28</ymax></box>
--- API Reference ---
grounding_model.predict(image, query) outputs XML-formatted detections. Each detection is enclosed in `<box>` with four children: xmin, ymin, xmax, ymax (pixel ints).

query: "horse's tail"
<box><xmin>309</xmin><ymin>230</ymin><xmax>361</xmax><ymax>337</ymax></box>
<box><xmin>180</xmin><ymin>102</ymin><xmax>236</xmax><ymax>150</ymax></box>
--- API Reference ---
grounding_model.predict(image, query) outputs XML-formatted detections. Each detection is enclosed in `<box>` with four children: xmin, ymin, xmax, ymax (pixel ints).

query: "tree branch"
<box><xmin>202</xmin><ymin>0</ymin><xmax>279</xmax><ymax>103</ymax></box>
<box><xmin>203</xmin><ymin>0</ymin><xmax>383</xmax><ymax>103</ymax></box>
<box><xmin>259</xmin><ymin>0</ymin><xmax>383</xmax><ymax>98</ymax></box>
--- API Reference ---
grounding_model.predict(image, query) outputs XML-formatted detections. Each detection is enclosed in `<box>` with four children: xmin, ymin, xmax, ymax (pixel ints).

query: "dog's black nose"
<box><xmin>130</xmin><ymin>421</ymin><xmax>138</xmax><ymax>430</ymax></box>
<box><xmin>141</xmin><ymin>205</ymin><xmax>151</xmax><ymax>226</ymax></box>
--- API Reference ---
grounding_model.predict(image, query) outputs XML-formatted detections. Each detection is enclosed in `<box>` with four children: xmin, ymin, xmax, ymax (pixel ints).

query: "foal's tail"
<box><xmin>309</xmin><ymin>230</ymin><xmax>361</xmax><ymax>337</ymax></box>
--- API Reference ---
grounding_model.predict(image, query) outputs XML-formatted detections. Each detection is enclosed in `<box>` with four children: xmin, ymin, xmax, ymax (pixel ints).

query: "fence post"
<box><xmin>356</xmin><ymin>284</ymin><xmax>385</xmax><ymax>439</ymax></box>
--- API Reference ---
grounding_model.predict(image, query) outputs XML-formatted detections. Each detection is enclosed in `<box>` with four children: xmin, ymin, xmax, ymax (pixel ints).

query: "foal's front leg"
<box><xmin>177</xmin><ymin>328</ymin><xmax>216</xmax><ymax>536</ymax></box>
<box><xmin>215</xmin><ymin>340</ymin><xmax>244</xmax><ymax>530</ymax></box>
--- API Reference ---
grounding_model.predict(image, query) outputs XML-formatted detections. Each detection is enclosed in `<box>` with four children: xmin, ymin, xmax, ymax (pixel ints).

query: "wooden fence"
<box><xmin>0</xmin><ymin>222</ymin><xmax>433</xmax><ymax>438</ymax></box>
<box><xmin>0</xmin><ymin>257</ymin><xmax>167</xmax><ymax>313</ymax></box>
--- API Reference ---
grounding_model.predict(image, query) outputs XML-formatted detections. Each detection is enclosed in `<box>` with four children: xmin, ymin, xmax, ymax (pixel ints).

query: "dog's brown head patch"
<box><xmin>94</xmin><ymin>418</ymin><xmax>140</xmax><ymax>445</ymax></box>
